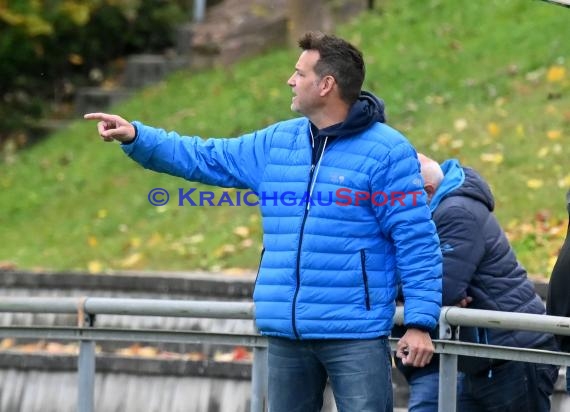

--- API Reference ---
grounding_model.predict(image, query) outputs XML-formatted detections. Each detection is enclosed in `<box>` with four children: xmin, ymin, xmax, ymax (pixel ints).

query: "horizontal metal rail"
<box><xmin>0</xmin><ymin>297</ymin><xmax>255</xmax><ymax>318</ymax></box>
<box><xmin>2</xmin><ymin>297</ymin><xmax>570</xmax><ymax>412</ymax></box>
<box><xmin>541</xmin><ymin>0</ymin><xmax>570</xmax><ymax>8</ymax></box>
<box><xmin>441</xmin><ymin>306</ymin><xmax>570</xmax><ymax>335</ymax></box>
<box><xmin>0</xmin><ymin>326</ymin><xmax>267</xmax><ymax>347</ymax></box>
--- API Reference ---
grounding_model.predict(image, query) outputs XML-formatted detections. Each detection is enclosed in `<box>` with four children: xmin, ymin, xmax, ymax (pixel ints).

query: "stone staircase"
<box><xmin>74</xmin><ymin>0</ymin><xmax>289</xmax><ymax>117</ymax></box>
<box><xmin>74</xmin><ymin>23</ymin><xmax>194</xmax><ymax>116</ymax></box>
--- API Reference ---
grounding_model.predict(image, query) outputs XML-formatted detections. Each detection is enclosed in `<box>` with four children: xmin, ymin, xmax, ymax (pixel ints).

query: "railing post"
<box><xmin>193</xmin><ymin>0</ymin><xmax>206</xmax><ymax>22</ymax></box>
<box><xmin>438</xmin><ymin>314</ymin><xmax>457</xmax><ymax>412</ymax></box>
<box><xmin>77</xmin><ymin>308</ymin><xmax>96</xmax><ymax>412</ymax></box>
<box><xmin>251</xmin><ymin>345</ymin><xmax>268</xmax><ymax>412</ymax></box>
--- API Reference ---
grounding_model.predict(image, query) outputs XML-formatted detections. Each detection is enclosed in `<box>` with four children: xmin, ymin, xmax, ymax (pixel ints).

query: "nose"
<box><xmin>287</xmin><ymin>73</ymin><xmax>295</xmax><ymax>87</ymax></box>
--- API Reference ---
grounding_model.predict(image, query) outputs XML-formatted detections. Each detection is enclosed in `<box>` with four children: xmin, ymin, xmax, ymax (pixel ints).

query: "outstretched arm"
<box><xmin>84</xmin><ymin>112</ymin><xmax>272</xmax><ymax>190</ymax></box>
<box><xmin>84</xmin><ymin>112</ymin><xmax>136</xmax><ymax>143</ymax></box>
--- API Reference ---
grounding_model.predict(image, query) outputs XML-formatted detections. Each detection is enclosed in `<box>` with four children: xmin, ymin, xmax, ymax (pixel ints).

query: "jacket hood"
<box><xmin>433</xmin><ymin>160</ymin><xmax>495</xmax><ymax>212</ymax></box>
<box><xmin>317</xmin><ymin>90</ymin><xmax>386</xmax><ymax>138</ymax></box>
<box><xmin>428</xmin><ymin>159</ymin><xmax>464</xmax><ymax>212</ymax></box>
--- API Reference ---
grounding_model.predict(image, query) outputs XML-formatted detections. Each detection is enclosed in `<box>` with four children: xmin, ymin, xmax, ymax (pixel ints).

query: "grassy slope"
<box><xmin>0</xmin><ymin>0</ymin><xmax>569</xmax><ymax>276</ymax></box>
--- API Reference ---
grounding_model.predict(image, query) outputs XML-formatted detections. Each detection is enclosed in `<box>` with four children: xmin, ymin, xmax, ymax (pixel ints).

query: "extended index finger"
<box><xmin>83</xmin><ymin>112</ymin><xmax>114</xmax><ymax>122</ymax></box>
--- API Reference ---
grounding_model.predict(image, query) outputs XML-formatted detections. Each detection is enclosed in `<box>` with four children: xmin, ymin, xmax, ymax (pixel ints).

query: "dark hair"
<box><xmin>298</xmin><ymin>31</ymin><xmax>365</xmax><ymax>105</ymax></box>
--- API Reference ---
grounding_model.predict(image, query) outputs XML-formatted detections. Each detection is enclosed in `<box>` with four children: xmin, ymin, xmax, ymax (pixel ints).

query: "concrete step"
<box><xmin>74</xmin><ymin>87</ymin><xmax>132</xmax><ymax>116</ymax></box>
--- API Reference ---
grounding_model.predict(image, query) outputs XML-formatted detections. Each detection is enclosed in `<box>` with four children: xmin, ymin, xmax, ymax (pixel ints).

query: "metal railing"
<box><xmin>193</xmin><ymin>0</ymin><xmax>206</xmax><ymax>22</ymax></box>
<box><xmin>541</xmin><ymin>0</ymin><xmax>570</xmax><ymax>8</ymax></box>
<box><xmin>1</xmin><ymin>296</ymin><xmax>570</xmax><ymax>412</ymax></box>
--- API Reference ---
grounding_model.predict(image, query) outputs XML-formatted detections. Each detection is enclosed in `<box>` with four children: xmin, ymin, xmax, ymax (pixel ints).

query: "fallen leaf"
<box><xmin>537</xmin><ymin>147</ymin><xmax>549</xmax><ymax>158</ymax></box>
<box><xmin>186</xmin><ymin>352</ymin><xmax>206</xmax><ymax>361</ymax></box>
<box><xmin>119</xmin><ymin>253</ymin><xmax>143</xmax><ymax>268</ymax></box>
<box><xmin>87</xmin><ymin>261</ymin><xmax>103</xmax><ymax>274</ymax></box>
<box><xmin>232</xmin><ymin>346</ymin><xmax>252</xmax><ymax>361</ymax></box>
<box><xmin>546</xmin><ymin>65</ymin><xmax>566</xmax><ymax>83</ymax></box>
<box><xmin>547</xmin><ymin>130</ymin><xmax>562</xmax><ymax>140</ymax></box>
<box><xmin>233</xmin><ymin>226</ymin><xmax>250</xmax><ymax>238</ymax></box>
<box><xmin>129</xmin><ymin>237</ymin><xmax>141</xmax><ymax>248</ymax></box>
<box><xmin>480</xmin><ymin>153</ymin><xmax>504</xmax><ymax>164</ymax></box>
<box><xmin>558</xmin><ymin>175</ymin><xmax>570</xmax><ymax>188</ymax></box>
<box><xmin>240</xmin><ymin>238</ymin><xmax>254</xmax><ymax>248</ymax></box>
<box><xmin>454</xmin><ymin>118</ymin><xmax>468</xmax><ymax>132</ymax></box>
<box><xmin>437</xmin><ymin>133</ymin><xmax>452</xmax><ymax>147</ymax></box>
<box><xmin>213</xmin><ymin>244</ymin><xmax>236</xmax><ymax>258</ymax></box>
<box><xmin>487</xmin><ymin>122</ymin><xmax>501</xmax><ymax>137</ymax></box>
<box><xmin>188</xmin><ymin>234</ymin><xmax>205</xmax><ymax>244</ymax></box>
<box><xmin>527</xmin><ymin>179</ymin><xmax>544</xmax><ymax>189</ymax></box>
<box><xmin>68</xmin><ymin>53</ymin><xmax>84</xmax><ymax>65</ymax></box>
<box><xmin>0</xmin><ymin>338</ymin><xmax>15</xmax><ymax>350</ymax></box>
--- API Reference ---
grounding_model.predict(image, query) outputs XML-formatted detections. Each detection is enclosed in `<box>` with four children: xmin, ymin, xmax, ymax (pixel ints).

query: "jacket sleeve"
<box><xmin>372</xmin><ymin>142</ymin><xmax>442</xmax><ymax>331</ymax></box>
<box><xmin>435</xmin><ymin>205</ymin><xmax>486</xmax><ymax>306</ymax></box>
<box><xmin>121</xmin><ymin>121</ymin><xmax>272</xmax><ymax>190</ymax></box>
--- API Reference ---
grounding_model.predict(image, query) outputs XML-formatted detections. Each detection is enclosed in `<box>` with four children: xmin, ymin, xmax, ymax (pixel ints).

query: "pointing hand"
<box><xmin>84</xmin><ymin>112</ymin><xmax>136</xmax><ymax>143</ymax></box>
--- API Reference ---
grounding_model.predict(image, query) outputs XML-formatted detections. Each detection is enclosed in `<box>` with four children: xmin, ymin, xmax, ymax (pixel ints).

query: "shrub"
<box><xmin>0</xmin><ymin>0</ymin><xmax>190</xmax><ymax>149</ymax></box>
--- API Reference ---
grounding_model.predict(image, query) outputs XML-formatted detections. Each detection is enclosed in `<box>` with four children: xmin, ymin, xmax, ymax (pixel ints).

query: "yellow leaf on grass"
<box><xmin>147</xmin><ymin>233</ymin><xmax>163</xmax><ymax>246</ymax></box>
<box><xmin>547</xmin><ymin>130</ymin><xmax>562</xmax><ymax>140</ymax></box>
<box><xmin>487</xmin><ymin>122</ymin><xmax>501</xmax><ymax>137</ymax></box>
<box><xmin>119</xmin><ymin>253</ymin><xmax>143</xmax><ymax>268</ymax></box>
<box><xmin>437</xmin><ymin>133</ymin><xmax>452</xmax><ymax>147</ymax></box>
<box><xmin>233</xmin><ymin>226</ymin><xmax>250</xmax><ymax>238</ymax></box>
<box><xmin>188</xmin><ymin>234</ymin><xmax>204</xmax><ymax>244</ymax></box>
<box><xmin>214</xmin><ymin>244</ymin><xmax>236</xmax><ymax>258</ymax></box>
<box><xmin>87</xmin><ymin>236</ymin><xmax>98</xmax><ymax>247</ymax></box>
<box><xmin>537</xmin><ymin>147</ymin><xmax>549</xmax><ymax>158</ymax></box>
<box><xmin>526</xmin><ymin>179</ymin><xmax>544</xmax><ymax>189</ymax></box>
<box><xmin>454</xmin><ymin>118</ymin><xmax>468</xmax><ymax>132</ymax></box>
<box><xmin>480</xmin><ymin>153</ymin><xmax>504</xmax><ymax>164</ymax></box>
<box><xmin>88</xmin><ymin>261</ymin><xmax>103</xmax><ymax>274</ymax></box>
<box><xmin>558</xmin><ymin>175</ymin><xmax>570</xmax><ymax>188</ymax></box>
<box><xmin>546</xmin><ymin>66</ymin><xmax>566</xmax><ymax>83</ymax></box>
<box><xmin>240</xmin><ymin>238</ymin><xmax>254</xmax><ymax>248</ymax></box>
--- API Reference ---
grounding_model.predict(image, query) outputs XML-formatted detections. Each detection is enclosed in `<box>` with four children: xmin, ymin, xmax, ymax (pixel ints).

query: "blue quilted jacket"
<box><xmin>122</xmin><ymin>92</ymin><xmax>442</xmax><ymax>339</ymax></box>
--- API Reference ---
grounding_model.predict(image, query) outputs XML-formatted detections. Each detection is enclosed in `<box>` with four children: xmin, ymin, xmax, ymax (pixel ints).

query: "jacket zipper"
<box><xmin>360</xmin><ymin>249</ymin><xmax>371</xmax><ymax>310</ymax></box>
<box><xmin>292</xmin><ymin>163</ymin><xmax>315</xmax><ymax>339</ymax></box>
<box><xmin>292</xmin><ymin>132</ymin><xmax>327</xmax><ymax>339</ymax></box>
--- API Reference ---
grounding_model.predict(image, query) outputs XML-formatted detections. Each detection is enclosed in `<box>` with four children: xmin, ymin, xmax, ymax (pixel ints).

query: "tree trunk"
<box><xmin>287</xmin><ymin>0</ymin><xmax>334</xmax><ymax>48</ymax></box>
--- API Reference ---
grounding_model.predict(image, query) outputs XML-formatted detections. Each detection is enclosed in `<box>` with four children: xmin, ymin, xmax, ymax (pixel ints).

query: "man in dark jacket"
<box><xmin>395</xmin><ymin>154</ymin><xmax>559</xmax><ymax>412</ymax></box>
<box><xmin>547</xmin><ymin>189</ymin><xmax>570</xmax><ymax>392</ymax></box>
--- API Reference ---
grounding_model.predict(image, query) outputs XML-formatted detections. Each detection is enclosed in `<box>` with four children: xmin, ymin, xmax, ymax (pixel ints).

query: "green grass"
<box><xmin>1</xmin><ymin>0</ymin><xmax>569</xmax><ymax>277</ymax></box>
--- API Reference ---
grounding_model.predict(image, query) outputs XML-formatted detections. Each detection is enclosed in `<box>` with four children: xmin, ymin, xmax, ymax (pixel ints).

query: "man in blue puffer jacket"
<box><xmin>398</xmin><ymin>154</ymin><xmax>558</xmax><ymax>412</ymax></box>
<box><xmin>85</xmin><ymin>31</ymin><xmax>442</xmax><ymax>412</ymax></box>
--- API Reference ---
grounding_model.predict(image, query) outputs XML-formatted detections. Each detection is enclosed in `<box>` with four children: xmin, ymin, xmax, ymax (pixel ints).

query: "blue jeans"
<box><xmin>407</xmin><ymin>371</ymin><xmax>463</xmax><ymax>412</ymax></box>
<box><xmin>459</xmin><ymin>361</ymin><xmax>559</xmax><ymax>412</ymax></box>
<box><xmin>267</xmin><ymin>337</ymin><xmax>393</xmax><ymax>412</ymax></box>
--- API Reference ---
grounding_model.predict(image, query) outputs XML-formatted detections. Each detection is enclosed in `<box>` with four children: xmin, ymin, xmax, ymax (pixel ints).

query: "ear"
<box><xmin>424</xmin><ymin>183</ymin><xmax>436</xmax><ymax>199</ymax></box>
<box><xmin>319</xmin><ymin>75</ymin><xmax>336</xmax><ymax>96</ymax></box>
